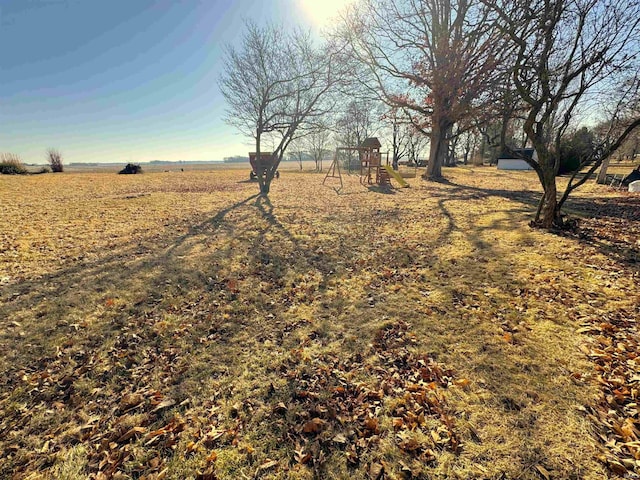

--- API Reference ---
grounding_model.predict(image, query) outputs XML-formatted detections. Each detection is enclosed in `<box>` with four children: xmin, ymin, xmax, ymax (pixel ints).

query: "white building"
<box><xmin>497</xmin><ymin>148</ymin><xmax>537</xmax><ymax>170</ymax></box>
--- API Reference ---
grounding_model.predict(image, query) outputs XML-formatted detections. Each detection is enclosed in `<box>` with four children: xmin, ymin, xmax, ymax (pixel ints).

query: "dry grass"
<box><xmin>0</xmin><ymin>166</ymin><xmax>638</xmax><ymax>480</ymax></box>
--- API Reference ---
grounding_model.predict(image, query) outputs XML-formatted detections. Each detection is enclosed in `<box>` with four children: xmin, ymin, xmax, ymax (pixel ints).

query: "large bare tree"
<box><xmin>487</xmin><ymin>0</ymin><xmax>640</xmax><ymax>227</ymax></box>
<box><xmin>336</xmin><ymin>0</ymin><xmax>509</xmax><ymax>180</ymax></box>
<box><xmin>220</xmin><ymin>21</ymin><xmax>339</xmax><ymax>194</ymax></box>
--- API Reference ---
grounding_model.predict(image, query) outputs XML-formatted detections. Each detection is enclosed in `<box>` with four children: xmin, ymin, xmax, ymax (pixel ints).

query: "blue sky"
<box><xmin>0</xmin><ymin>0</ymin><xmax>350</xmax><ymax>163</ymax></box>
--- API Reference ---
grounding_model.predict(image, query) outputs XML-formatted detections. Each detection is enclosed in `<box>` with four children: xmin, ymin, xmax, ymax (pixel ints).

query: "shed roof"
<box><xmin>498</xmin><ymin>148</ymin><xmax>535</xmax><ymax>160</ymax></box>
<box><xmin>359</xmin><ymin>137</ymin><xmax>382</xmax><ymax>149</ymax></box>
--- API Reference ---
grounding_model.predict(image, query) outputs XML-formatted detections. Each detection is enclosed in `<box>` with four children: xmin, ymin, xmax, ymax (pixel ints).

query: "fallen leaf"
<box><xmin>185</xmin><ymin>441</ymin><xmax>198</xmax><ymax>454</ymax></box>
<box><xmin>364</xmin><ymin>417</ymin><xmax>380</xmax><ymax>434</ymax></box>
<box><xmin>302</xmin><ymin>417</ymin><xmax>325</xmax><ymax>434</ymax></box>
<box><xmin>369</xmin><ymin>462</ymin><xmax>384</xmax><ymax>480</ymax></box>
<box><xmin>274</xmin><ymin>402</ymin><xmax>288</xmax><ymax>414</ymax></box>
<box><xmin>535</xmin><ymin>464</ymin><xmax>551</xmax><ymax>480</ymax></box>
<box><xmin>205</xmin><ymin>451</ymin><xmax>217</xmax><ymax>463</ymax></box>
<box><xmin>454</xmin><ymin>378</ymin><xmax>470</xmax><ymax>388</ymax></box>
<box><xmin>294</xmin><ymin>447</ymin><xmax>312</xmax><ymax>464</ymax></box>
<box><xmin>117</xmin><ymin>426</ymin><xmax>146</xmax><ymax>443</ymax></box>
<box><xmin>332</xmin><ymin>433</ymin><xmax>348</xmax><ymax>444</ymax></box>
<box><xmin>119</xmin><ymin>393</ymin><xmax>144</xmax><ymax>410</ymax></box>
<box><xmin>152</xmin><ymin>398</ymin><xmax>176</xmax><ymax>413</ymax></box>
<box><xmin>257</xmin><ymin>459</ymin><xmax>278</xmax><ymax>472</ymax></box>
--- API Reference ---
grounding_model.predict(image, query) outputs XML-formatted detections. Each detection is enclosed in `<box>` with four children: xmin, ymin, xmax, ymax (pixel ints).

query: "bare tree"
<box><xmin>405</xmin><ymin>127</ymin><xmax>428</xmax><ymax>166</ymax></box>
<box><xmin>305</xmin><ymin>127</ymin><xmax>332</xmax><ymax>172</ymax></box>
<box><xmin>487</xmin><ymin>0</ymin><xmax>640</xmax><ymax>227</ymax></box>
<box><xmin>618</xmin><ymin>130</ymin><xmax>640</xmax><ymax>162</ymax></box>
<box><xmin>334</xmin><ymin>99</ymin><xmax>382</xmax><ymax>169</ymax></box>
<box><xmin>388</xmin><ymin>111</ymin><xmax>409</xmax><ymax>170</ymax></box>
<box><xmin>220</xmin><ymin>21</ymin><xmax>340</xmax><ymax>194</ymax></box>
<box><xmin>456</xmin><ymin>127</ymin><xmax>479</xmax><ymax>165</ymax></box>
<box><xmin>595</xmin><ymin>84</ymin><xmax>640</xmax><ymax>182</ymax></box>
<box><xmin>288</xmin><ymin>139</ymin><xmax>306</xmax><ymax>170</ymax></box>
<box><xmin>47</xmin><ymin>148</ymin><xmax>63</xmax><ymax>173</ymax></box>
<box><xmin>336</xmin><ymin>0</ymin><xmax>510</xmax><ymax>180</ymax></box>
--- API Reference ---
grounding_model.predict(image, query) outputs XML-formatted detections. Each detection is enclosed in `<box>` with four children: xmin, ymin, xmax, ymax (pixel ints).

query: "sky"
<box><xmin>0</xmin><ymin>0</ymin><xmax>353</xmax><ymax>164</ymax></box>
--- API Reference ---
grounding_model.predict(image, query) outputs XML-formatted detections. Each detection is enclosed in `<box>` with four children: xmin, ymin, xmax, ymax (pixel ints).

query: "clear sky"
<box><xmin>0</xmin><ymin>0</ymin><xmax>352</xmax><ymax>164</ymax></box>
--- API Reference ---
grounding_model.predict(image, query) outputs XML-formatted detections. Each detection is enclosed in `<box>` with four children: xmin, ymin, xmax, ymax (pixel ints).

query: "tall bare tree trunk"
<box><xmin>256</xmin><ymin>133</ymin><xmax>267</xmax><ymax>195</ymax></box>
<box><xmin>535</xmin><ymin>169</ymin><xmax>561</xmax><ymax>228</ymax></box>
<box><xmin>424</xmin><ymin>115</ymin><xmax>451</xmax><ymax>180</ymax></box>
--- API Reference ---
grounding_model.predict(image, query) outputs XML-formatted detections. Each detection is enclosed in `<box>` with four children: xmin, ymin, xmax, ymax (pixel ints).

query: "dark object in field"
<box><xmin>248</xmin><ymin>152</ymin><xmax>279</xmax><ymax>180</ymax></box>
<box><xmin>119</xmin><ymin>163</ymin><xmax>142</xmax><ymax>174</ymax></box>
<box><xmin>622</xmin><ymin>166</ymin><xmax>640</xmax><ymax>186</ymax></box>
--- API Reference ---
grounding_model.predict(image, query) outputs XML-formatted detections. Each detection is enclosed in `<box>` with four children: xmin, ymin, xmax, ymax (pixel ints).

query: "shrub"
<box><xmin>558</xmin><ymin>151</ymin><xmax>581</xmax><ymax>175</ymax></box>
<box><xmin>0</xmin><ymin>153</ymin><xmax>28</xmax><ymax>175</ymax></box>
<box><xmin>558</xmin><ymin>127</ymin><xmax>595</xmax><ymax>175</ymax></box>
<box><xmin>119</xmin><ymin>163</ymin><xmax>142</xmax><ymax>174</ymax></box>
<box><xmin>47</xmin><ymin>148</ymin><xmax>64</xmax><ymax>172</ymax></box>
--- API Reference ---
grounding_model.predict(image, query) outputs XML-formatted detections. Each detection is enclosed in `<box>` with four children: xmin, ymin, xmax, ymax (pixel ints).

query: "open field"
<box><xmin>1</xmin><ymin>166</ymin><xmax>639</xmax><ymax>480</ymax></box>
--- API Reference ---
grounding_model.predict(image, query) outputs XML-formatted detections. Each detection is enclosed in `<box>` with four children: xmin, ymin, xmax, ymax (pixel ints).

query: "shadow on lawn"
<box><xmin>441</xmin><ymin>180</ymin><xmax>640</xmax><ymax>268</ymax></box>
<box><xmin>421</xmin><ymin>193</ymin><xmax>586</xmax><ymax>477</ymax></box>
<box><xmin>0</xmin><ymin>178</ymin><xmax>628</xmax><ymax>478</ymax></box>
<box><xmin>0</xmin><ymin>190</ymin><xmax>347</xmax><ymax>387</ymax></box>
<box><xmin>0</xmin><ymin>190</ymin><xmax>352</xmax><ymax>477</ymax></box>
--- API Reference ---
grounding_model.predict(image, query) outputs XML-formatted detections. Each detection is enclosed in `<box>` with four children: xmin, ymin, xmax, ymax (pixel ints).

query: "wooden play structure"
<box><xmin>323</xmin><ymin>137</ymin><xmax>409</xmax><ymax>190</ymax></box>
<box><xmin>248</xmin><ymin>152</ymin><xmax>280</xmax><ymax>181</ymax></box>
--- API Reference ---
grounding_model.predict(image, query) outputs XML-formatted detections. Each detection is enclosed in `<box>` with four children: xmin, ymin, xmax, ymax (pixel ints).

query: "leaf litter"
<box><xmin>0</xmin><ymin>166</ymin><xmax>639</xmax><ymax>479</ymax></box>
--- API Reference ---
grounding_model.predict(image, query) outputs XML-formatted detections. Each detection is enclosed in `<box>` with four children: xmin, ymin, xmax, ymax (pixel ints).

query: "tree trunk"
<box><xmin>256</xmin><ymin>133</ymin><xmax>266</xmax><ymax>194</ymax></box>
<box><xmin>261</xmin><ymin>168</ymin><xmax>273</xmax><ymax>195</ymax></box>
<box><xmin>535</xmin><ymin>171</ymin><xmax>561</xmax><ymax>228</ymax></box>
<box><xmin>424</xmin><ymin>119</ymin><xmax>446</xmax><ymax>180</ymax></box>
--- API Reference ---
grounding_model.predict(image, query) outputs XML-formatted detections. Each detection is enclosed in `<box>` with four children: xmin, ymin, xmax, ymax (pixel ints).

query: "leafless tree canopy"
<box><xmin>220</xmin><ymin>21</ymin><xmax>342</xmax><ymax>194</ymax></box>
<box><xmin>335</xmin><ymin>0</ymin><xmax>511</xmax><ymax>179</ymax></box>
<box><xmin>486</xmin><ymin>0</ymin><xmax>640</xmax><ymax>226</ymax></box>
<box><xmin>305</xmin><ymin>127</ymin><xmax>332</xmax><ymax>172</ymax></box>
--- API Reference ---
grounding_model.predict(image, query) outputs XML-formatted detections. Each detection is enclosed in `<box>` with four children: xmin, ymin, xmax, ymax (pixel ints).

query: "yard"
<box><xmin>0</xmin><ymin>165</ymin><xmax>638</xmax><ymax>479</ymax></box>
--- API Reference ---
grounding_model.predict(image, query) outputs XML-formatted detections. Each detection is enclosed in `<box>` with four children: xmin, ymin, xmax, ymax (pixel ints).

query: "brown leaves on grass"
<box><xmin>0</xmin><ymin>321</ymin><xmax>196</xmax><ymax>479</ymax></box>
<box><xmin>579</xmin><ymin>310</ymin><xmax>640</xmax><ymax>474</ymax></box>
<box><xmin>3</xmin><ymin>168</ymin><xmax>638</xmax><ymax>479</ymax></box>
<box><xmin>272</xmin><ymin>321</ymin><xmax>460</xmax><ymax>473</ymax></box>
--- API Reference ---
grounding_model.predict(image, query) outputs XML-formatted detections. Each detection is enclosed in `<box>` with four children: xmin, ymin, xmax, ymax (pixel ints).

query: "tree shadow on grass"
<box><xmin>0</xmin><ymin>177</ymin><xmax>625</xmax><ymax>479</ymax></box>
<box><xmin>438</xmin><ymin>180</ymin><xmax>640</xmax><ymax>269</ymax></box>
<box><xmin>0</xmin><ymin>189</ymin><xmax>354</xmax><ymax>477</ymax></box>
<box><xmin>410</xmin><ymin>191</ymin><xmax>598</xmax><ymax>478</ymax></box>
<box><xmin>0</xmin><ymin>189</ymin><xmax>343</xmax><ymax>384</ymax></box>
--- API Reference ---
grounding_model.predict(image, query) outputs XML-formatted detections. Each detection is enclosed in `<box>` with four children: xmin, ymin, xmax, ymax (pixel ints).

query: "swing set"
<box><xmin>323</xmin><ymin>137</ymin><xmax>409</xmax><ymax>190</ymax></box>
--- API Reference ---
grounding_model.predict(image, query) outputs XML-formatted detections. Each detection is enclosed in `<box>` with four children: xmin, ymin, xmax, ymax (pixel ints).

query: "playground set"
<box><xmin>323</xmin><ymin>137</ymin><xmax>409</xmax><ymax>191</ymax></box>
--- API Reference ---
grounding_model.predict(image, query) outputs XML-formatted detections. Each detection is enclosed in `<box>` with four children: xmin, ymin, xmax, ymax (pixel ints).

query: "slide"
<box><xmin>383</xmin><ymin>165</ymin><xmax>409</xmax><ymax>188</ymax></box>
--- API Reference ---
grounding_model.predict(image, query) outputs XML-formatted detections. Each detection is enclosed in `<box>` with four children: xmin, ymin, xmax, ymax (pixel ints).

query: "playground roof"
<box><xmin>359</xmin><ymin>137</ymin><xmax>382</xmax><ymax>149</ymax></box>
